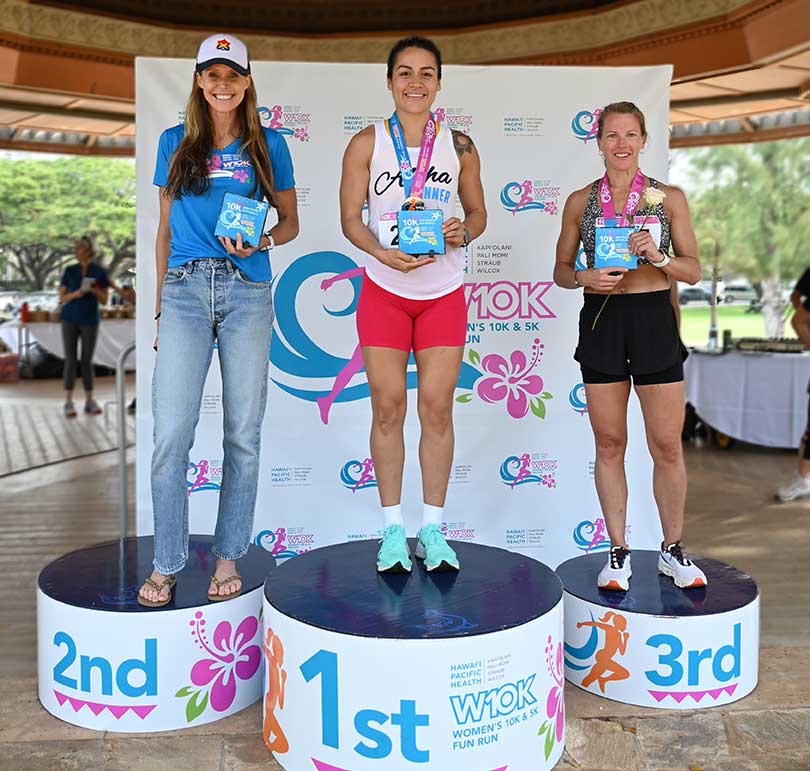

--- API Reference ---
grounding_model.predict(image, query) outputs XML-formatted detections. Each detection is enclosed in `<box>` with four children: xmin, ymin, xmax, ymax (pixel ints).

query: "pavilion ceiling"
<box><xmin>0</xmin><ymin>0</ymin><xmax>808</xmax><ymax>153</ymax></box>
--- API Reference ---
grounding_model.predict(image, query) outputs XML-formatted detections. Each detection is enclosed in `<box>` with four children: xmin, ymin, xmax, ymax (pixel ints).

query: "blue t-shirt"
<box><xmin>60</xmin><ymin>263</ymin><xmax>110</xmax><ymax>326</ymax></box>
<box><xmin>153</xmin><ymin>125</ymin><xmax>295</xmax><ymax>282</ymax></box>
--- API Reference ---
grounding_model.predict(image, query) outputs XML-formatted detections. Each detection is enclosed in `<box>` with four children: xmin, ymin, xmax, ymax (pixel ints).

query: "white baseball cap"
<box><xmin>196</xmin><ymin>34</ymin><xmax>250</xmax><ymax>76</ymax></box>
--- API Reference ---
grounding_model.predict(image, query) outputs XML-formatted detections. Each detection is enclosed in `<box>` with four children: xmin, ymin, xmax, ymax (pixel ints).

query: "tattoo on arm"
<box><xmin>452</xmin><ymin>130</ymin><xmax>474</xmax><ymax>158</ymax></box>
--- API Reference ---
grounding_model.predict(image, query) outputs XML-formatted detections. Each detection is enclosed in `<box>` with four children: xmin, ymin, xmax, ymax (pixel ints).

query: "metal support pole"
<box><xmin>116</xmin><ymin>341</ymin><xmax>136</xmax><ymax>541</ymax></box>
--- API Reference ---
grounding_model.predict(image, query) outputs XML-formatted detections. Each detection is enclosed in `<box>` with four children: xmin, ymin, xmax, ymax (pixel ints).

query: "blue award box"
<box><xmin>215</xmin><ymin>193</ymin><xmax>268</xmax><ymax>248</ymax></box>
<box><xmin>594</xmin><ymin>226</ymin><xmax>638</xmax><ymax>270</ymax></box>
<box><xmin>397</xmin><ymin>210</ymin><xmax>445</xmax><ymax>255</ymax></box>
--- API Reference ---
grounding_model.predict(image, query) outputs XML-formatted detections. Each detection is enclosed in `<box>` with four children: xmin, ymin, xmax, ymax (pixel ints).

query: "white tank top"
<box><xmin>366</xmin><ymin>120</ymin><xmax>463</xmax><ymax>300</ymax></box>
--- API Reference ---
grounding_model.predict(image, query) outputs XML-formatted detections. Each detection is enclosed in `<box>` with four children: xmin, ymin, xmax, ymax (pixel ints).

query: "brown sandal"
<box><xmin>137</xmin><ymin>575</ymin><xmax>177</xmax><ymax>608</ymax></box>
<box><xmin>208</xmin><ymin>574</ymin><xmax>242</xmax><ymax>602</ymax></box>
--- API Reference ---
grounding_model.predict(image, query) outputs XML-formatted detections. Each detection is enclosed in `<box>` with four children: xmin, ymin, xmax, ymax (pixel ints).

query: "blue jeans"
<box><xmin>151</xmin><ymin>258</ymin><xmax>273</xmax><ymax>575</ymax></box>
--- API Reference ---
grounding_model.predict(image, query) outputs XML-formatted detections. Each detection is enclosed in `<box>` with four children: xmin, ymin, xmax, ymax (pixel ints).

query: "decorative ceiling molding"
<box><xmin>29</xmin><ymin>0</ymin><xmax>621</xmax><ymax>35</ymax></box>
<box><xmin>0</xmin><ymin>0</ymin><xmax>762</xmax><ymax>64</ymax></box>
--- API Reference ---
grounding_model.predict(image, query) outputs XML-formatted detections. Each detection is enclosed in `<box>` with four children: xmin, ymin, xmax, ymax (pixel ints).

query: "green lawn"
<box><xmin>679</xmin><ymin>305</ymin><xmax>793</xmax><ymax>346</ymax></box>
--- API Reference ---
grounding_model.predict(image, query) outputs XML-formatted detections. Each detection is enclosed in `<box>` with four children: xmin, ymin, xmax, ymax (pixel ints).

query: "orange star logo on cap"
<box><xmin>217</xmin><ymin>39</ymin><xmax>231</xmax><ymax>50</ymax></box>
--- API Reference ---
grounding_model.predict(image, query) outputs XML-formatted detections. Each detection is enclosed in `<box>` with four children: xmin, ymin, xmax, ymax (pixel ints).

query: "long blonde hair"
<box><xmin>165</xmin><ymin>75</ymin><xmax>276</xmax><ymax>207</ymax></box>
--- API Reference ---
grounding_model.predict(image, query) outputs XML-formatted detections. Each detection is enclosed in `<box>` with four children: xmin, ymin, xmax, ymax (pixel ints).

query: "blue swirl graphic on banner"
<box><xmin>499</xmin><ymin>455</ymin><xmax>542</xmax><ymax>487</ymax></box>
<box><xmin>572</xmin><ymin>519</ymin><xmax>609</xmax><ymax>553</ymax></box>
<box><xmin>270</xmin><ymin>251</ymin><xmax>481</xmax><ymax>403</ymax></box>
<box><xmin>571</xmin><ymin>109</ymin><xmax>600</xmax><ymax>142</ymax></box>
<box><xmin>340</xmin><ymin>460</ymin><xmax>378</xmax><ymax>491</ymax></box>
<box><xmin>499</xmin><ymin>182</ymin><xmax>546</xmax><ymax>214</ymax></box>
<box><xmin>568</xmin><ymin>383</ymin><xmax>588</xmax><ymax>415</ymax></box>
<box><xmin>564</xmin><ymin>612</ymin><xmax>597</xmax><ymax>671</ymax></box>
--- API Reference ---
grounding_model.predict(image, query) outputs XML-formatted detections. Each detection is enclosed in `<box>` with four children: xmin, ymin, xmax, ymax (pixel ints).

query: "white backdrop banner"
<box><xmin>135</xmin><ymin>59</ymin><xmax>673</xmax><ymax>567</ymax></box>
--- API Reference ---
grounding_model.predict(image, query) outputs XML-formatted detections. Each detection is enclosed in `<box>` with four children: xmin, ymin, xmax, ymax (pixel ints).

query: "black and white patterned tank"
<box><xmin>579</xmin><ymin>176</ymin><xmax>671</xmax><ymax>269</ymax></box>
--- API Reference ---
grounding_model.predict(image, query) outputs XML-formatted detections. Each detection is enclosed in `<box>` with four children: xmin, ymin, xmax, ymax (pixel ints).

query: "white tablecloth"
<box><xmin>0</xmin><ymin>320</ymin><xmax>135</xmax><ymax>371</ymax></box>
<box><xmin>684</xmin><ymin>350</ymin><xmax>810</xmax><ymax>448</ymax></box>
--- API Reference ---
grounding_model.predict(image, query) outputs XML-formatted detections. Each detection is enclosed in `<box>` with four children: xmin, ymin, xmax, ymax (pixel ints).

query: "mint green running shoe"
<box><xmin>415</xmin><ymin>524</ymin><xmax>460</xmax><ymax>572</ymax></box>
<box><xmin>376</xmin><ymin>524</ymin><xmax>412</xmax><ymax>573</ymax></box>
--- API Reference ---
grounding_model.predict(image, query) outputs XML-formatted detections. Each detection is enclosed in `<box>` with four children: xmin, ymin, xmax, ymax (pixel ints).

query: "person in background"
<box><xmin>775</xmin><ymin>268</ymin><xmax>810</xmax><ymax>501</ymax></box>
<box><xmin>58</xmin><ymin>236</ymin><xmax>109</xmax><ymax>417</ymax></box>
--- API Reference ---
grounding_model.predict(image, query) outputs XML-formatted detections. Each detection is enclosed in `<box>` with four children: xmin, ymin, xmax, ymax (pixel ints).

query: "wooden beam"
<box><xmin>0</xmin><ymin>137</ymin><xmax>133</xmax><ymax>156</ymax></box>
<box><xmin>671</xmin><ymin>121</ymin><xmax>810</xmax><ymax>147</ymax></box>
<box><xmin>671</xmin><ymin>88</ymin><xmax>808</xmax><ymax>111</ymax></box>
<box><xmin>0</xmin><ymin>98</ymin><xmax>134</xmax><ymax>124</ymax></box>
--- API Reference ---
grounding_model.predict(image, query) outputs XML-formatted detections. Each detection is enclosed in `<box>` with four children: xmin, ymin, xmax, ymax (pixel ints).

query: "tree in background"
<box><xmin>678</xmin><ymin>138</ymin><xmax>810</xmax><ymax>337</ymax></box>
<box><xmin>0</xmin><ymin>157</ymin><xmax>135</xmax><ymax>290</ymax></box>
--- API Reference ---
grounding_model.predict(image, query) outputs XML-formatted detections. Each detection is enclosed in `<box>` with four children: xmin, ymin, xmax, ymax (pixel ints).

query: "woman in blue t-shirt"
<box><xmin>59</xmin><ymin>235</ymin><xmax>110</xmax><ymax>417</ymax></box>
<box><xmin>139</xmin><ymin>34</ymin><xmax>299</xmax><ymax>607</ymax></box>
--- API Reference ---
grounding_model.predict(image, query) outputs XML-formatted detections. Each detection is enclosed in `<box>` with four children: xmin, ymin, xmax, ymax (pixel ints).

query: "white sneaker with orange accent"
<box><xmin>658</xmin><ymin>542</ymin><xmax>707</xmax><ymax>589</ymax></box>
<box><xmin>597</xmin><ymin>546</ymin><xmax>631</xmax><ymax>591</ymax></box>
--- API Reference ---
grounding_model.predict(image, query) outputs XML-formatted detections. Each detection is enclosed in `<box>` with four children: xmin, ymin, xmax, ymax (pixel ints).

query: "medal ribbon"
<box><xmin>387</xmin><ymin>111</ymin><xmax>438</xmax><ymax>200</ymax></box>
<box><xmin>599</xmin><ymin>170</ymin><xmax>646</xmax><ymax>227</ymax></box>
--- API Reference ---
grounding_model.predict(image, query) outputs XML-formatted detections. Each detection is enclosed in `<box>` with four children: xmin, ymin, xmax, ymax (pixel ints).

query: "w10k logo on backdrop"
<box><xmin>254</xmin><ymin>527</ymin><xmax>315</xmax><ymax>557</ymax></box>
<box><xmin>500</xmin><ymin>452</ymin><xmax>559</xmax><ymax>489</ymax></box>
<box><xmin>442</xmin><ymin>521</ymin><xmax>476</xmax><ymax>541</ymax></box>
<box><xmin>186</xmin><ymin>460</ymin><xmax>222</xmax><ymax>495</ymax></box>
<box><xmin>258</xmin><ymin>105</ymin><xmax>311</xmax><ymax>142</ymax></box>
<box><xmin>572</xmin><ymin>519</ymin><xmax>609</xmax><ymax>553</ymax></box>
<box><xmin>572</xmin><ymin>519</ymin><xmax>632</xmax><ymax>553</ymax></box>
<box><xmin>571</xmin><ymin>108</ymin><xmax>602</xmax><ymax>143</ymax></box>
<box><xmin>270</xmin><ymin>252</ymin><xmax>552</xmax><ymax>425</ymax></box>
<box><xmin>434</xmin><ymin>106</ymin><xmax>473</xmax><ymax>134</ymax></box>
<box><xmin>500</xmin><ymin>179</ymin><xmax>561</xmax><ymax>216</ymax></box>
<box><xmin>340</xmin><ymin>458</ymin><xmax>378</xmax><ymax>492</ymax></box>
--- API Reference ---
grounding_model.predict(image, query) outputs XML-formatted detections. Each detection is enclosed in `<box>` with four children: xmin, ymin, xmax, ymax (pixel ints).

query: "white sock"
<box><xmin>421</xmin><ymin>503</ymin><xmax>444</xmax><ymax>529</ymax></box>
<box><xmin>382</xmin><ymin>504</ymin><xmax>404</xmax><ymax>529</ymax></box>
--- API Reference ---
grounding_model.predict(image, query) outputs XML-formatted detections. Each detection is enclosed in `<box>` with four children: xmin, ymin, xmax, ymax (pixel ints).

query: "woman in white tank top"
<box><xmin>340</xmin><ymin>36</ymin><xmax>487</xmax><ymax>574</ymax></box>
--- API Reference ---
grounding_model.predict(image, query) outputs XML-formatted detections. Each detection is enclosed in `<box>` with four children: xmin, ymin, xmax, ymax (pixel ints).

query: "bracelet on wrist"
<box><xmin>648</xmin><ymin>251</ymin><xmax>671</xmax><ymax>268</ymax></box>
<box><xmin>154</xmin><ymin>312</ymin><xmax>161</xmax><ymax>320</ymax></box>
<box><xmin>260</xmin><ymin>233</ymin><xmax>275</xmax><ymax>252</ymax></box>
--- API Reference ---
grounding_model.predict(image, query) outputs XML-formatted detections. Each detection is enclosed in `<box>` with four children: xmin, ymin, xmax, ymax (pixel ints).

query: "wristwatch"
<box><xmin>461</xmin><ymin>227</ymin><xmax>472</xmax><ymax>248</ymax></box>
<box><xmin>260</xmin><ymin>233</ymin><xmax>275</xmax><ymax>252</ymax></box>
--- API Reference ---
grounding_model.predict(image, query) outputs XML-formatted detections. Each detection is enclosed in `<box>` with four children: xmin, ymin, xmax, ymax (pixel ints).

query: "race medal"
<box><xmin>386</xmin><ymin>111</ymin><xmax>445</xmax><ymax>254</ymax></box>
<box><xmin>596</xmin><ymin>172</ymin><xmax>647</xmax><ymax>269</ymax></box>
<box><xmin>401</xmin><ymin>196</ymin><xmax>426</xmax><ymax>211</ymax></box>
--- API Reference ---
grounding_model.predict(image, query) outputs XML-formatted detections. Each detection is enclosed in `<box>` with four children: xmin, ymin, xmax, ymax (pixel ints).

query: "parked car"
<box><xmin>678</xmin><ymin>286</ymin><xmax>712</xmax><ymax>305</ymax></box>
<box><xmin>723</xmin><ymin>282</ymin><xmax>758</xmax><ymax>304</ymax></box>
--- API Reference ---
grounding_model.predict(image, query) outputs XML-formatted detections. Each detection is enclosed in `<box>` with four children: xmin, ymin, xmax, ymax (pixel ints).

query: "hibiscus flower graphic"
<box><xmin>176</xmin><ymin>611</ymin><xmax>262</xmax><ymax>722</ymax></box>
<box><xmin>457</xmin><ymin>339</ymin><xmax>552</xmax><ymax>419</ymax></box>
<box><xmin>538</xmin><ymin>635</ymin><xmax>565</xmax><ymax>759</ymax></box>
